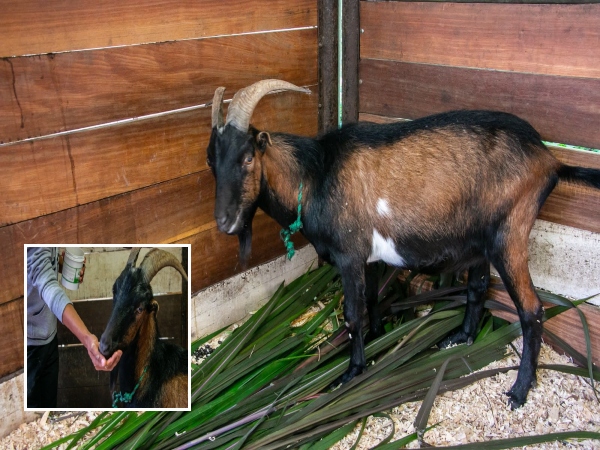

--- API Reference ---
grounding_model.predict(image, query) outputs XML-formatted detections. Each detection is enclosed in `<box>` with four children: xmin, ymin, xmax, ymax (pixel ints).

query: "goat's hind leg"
<box><xmin>439</xmin><ymin>262</ymin><xmax>490</xmax><ymax>348</ymax></box>
<box><xmin>492</xmin><ymin>253</ymin><xmax>543</xmax><ymax>409</ymax></box>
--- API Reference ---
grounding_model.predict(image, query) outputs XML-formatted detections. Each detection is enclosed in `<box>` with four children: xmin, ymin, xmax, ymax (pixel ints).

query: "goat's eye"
<box><xmin>244</xmin><ymin>155</ymin><xmax>253</xmax><ymax>165</ymax></box>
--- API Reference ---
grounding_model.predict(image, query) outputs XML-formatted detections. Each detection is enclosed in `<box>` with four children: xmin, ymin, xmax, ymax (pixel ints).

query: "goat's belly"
<box><xmin>367</xmin><ymin>229</ymin><xmax>407</xmax><ymax>267</ymax></box>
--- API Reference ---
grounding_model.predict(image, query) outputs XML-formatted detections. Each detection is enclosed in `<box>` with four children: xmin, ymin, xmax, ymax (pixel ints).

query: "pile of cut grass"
<box><xmin>43</xmin><ymin>264</ymin><xmax>599</xmax><ymax>449</ymax></box>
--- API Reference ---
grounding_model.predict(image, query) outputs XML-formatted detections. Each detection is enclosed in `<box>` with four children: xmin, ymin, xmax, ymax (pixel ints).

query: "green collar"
<box><xmin>112</xmin><ymin>366</ymin><xmax>148</xmax><ymax>408</ymax></box>
<box><xmin>280</xmin><ymin>182</ymin><xmax>304</xmax><ymax>260</ymax></box>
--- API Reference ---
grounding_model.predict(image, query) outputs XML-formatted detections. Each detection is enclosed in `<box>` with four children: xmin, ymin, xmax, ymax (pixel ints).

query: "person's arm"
<box><xmin>61</xmin><ymin>304</ymin><xmax>122</xmax><ymax>371</ymax></box>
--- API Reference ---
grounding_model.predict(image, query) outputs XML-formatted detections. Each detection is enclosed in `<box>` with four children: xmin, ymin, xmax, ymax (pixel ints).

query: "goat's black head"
<box><xmin>99</xmin><ymin>248</ymin><xmax>188</xmax><ymax>358</ymax></box>
<box><xmin>206</xmin><ymin>80</ymin><xmax>310</xmax><ymax>267</ymax></box>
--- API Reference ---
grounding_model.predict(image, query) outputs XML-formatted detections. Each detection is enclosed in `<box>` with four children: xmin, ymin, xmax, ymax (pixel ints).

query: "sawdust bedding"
<box><xmin>332</xmin><ymin>338</ymin><xmax>600</xmax><ymax>449</ymax></box>
<box><xmin>2</xmin><ymin>338</ymin><xmax>598</xmax><ymax>450</ymax></box>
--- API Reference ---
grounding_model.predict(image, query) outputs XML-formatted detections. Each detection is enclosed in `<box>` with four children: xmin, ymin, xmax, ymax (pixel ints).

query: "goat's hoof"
<box><xmin>438</xmin><ymin>331</ymin><xmax>472</xmax><ymax>349</ymax></box>
<box><xmin>505</xmin><ymin>389</ymin><xmax>526</xmax><ymax>410</ymax></box>
<box><xmin>329</xmin><ymin>364</ymin><xmax>364</xmax><ymax>390</ymax></box>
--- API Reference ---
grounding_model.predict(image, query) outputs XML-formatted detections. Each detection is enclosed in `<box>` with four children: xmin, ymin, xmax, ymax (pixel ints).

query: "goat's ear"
<box><xmin>254</xmin><ymin>131</ymin><xmax>272</xmax><ymax>153</ymax></box>
<box><xmin>150</xmin><ymin>300</ymin><xmax>160</xmax><ymax>315</ymax></box>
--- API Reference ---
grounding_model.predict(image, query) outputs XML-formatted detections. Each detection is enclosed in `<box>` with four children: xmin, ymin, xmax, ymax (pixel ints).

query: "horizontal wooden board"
<box><xmin>179</xmin><ymin>212</ymin><xmax>308</xmax><ymax>290</ymax></box>
<box><xmin>488</xmin><ymin>279</ymin><xmax>600</xmax><ymax>367</ymax></box>
<box><xmin>359</xmin><ymin>59</ymin><xmax>600</xmax><ymax>150</ymax></box>
<box><xmin>360</xmin><ymin>2</ymin><xmax>600</xmax><ymax>79</ymax></box>
<box><xmin>539</xmin><ymin>148</ymin><xmax>600</xmax><ymax>233</ymax></box>
<box><xmin>0</xmin><ymin>89</ymin><xmax>317</xmax><ymax>226</ymax></box>
<box><xmin>0</xmin><ymin>298</ymin><xmax>24</xmax><ymax>379</ymax></box>
<box><xmin>0</xmin><ymin>28</ymin><xmax>317</xmax><ymax>144</ymax></box>
<box><xmin>358</xmin><ymin>113</ymin><xmax>600</xmax><ymax>234</ymax></box>
<box><xmin>0</xmin><ymin>172</ymin><xmax>209</xmax><ymax>305</ymax></box>
<box><xmin>1</xmin><ymin>0</ymin><xmax>317</xmax><ymax>57</ymax></box>
<box><xmin>2</xmin><ymin>166</ymin><xmax>313</xmax><ymax>305</ymax></box>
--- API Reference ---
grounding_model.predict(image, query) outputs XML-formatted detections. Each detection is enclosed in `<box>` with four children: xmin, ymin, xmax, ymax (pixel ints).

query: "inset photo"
<box><xmin>24</xmin><ymin>245</ymin><xmax>190</xmax><ymax>411</ymax></box>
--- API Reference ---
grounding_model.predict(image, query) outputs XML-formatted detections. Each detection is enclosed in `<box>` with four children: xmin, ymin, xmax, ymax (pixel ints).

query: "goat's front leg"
<box><xmin>365</xmin><ymin>262</ymin><xmax>384</xmax><ymax>342</ymax></box>
<box><xmin>332</xmin><ymin>263</ymin><xmax>367</xmax><ymax>386</ymax></box>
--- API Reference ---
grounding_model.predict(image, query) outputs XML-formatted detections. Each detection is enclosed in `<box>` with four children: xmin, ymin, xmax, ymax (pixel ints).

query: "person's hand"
<box><xmin>85</xmin><ymin>334</ymin><xmax>122</xmax><ymax>371</ymax></box>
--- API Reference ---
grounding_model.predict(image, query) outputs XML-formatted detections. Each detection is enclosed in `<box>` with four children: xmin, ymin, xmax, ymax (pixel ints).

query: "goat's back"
<box><xmin>305</xmin><ymin>111</ymin><xmax>561</xmax><ymax>269</ymax></box>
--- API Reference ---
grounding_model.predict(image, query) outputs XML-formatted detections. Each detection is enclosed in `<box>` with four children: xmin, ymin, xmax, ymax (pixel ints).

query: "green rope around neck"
<box><xmin>112</xmin><ymin>366</ymin><xmax>148</xmax><ymax>408</ymax></box>
<box><xmin>280</xmin><ymin>182</ymin><xmax>304</xmax><ymax>260</ymax></box>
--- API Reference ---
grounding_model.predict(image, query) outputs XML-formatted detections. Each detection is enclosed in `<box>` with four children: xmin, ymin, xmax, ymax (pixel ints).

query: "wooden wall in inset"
<box><xmin>0</xmin><ymin>1</ymin><xmax>317</xmax><ymax>378</ymax></box>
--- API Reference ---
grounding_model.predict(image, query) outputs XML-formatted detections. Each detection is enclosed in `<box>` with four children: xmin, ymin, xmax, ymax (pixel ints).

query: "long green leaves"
<box><xmin>46</xmin><ymin>264</ymin><xmax>599</xmax><ymax>449</ymax></box>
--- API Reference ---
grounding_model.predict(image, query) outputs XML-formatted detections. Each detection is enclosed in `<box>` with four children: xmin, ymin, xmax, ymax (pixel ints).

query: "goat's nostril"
<box><xmin>216</xmin><ymin>215</ymin><xmax>228</xmax><ymax>227</ymax></box>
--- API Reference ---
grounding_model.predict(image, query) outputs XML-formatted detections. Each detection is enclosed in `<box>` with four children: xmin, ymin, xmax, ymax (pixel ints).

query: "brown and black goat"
<box><xmin>206</xmin><ymin>79</ymin><xmax>600</xmax><ymax>409</ymax></box>
<box><xmin>99</xmin><ymin>248</ymin><xmax>188</xmax><ymax>408</ymax></box>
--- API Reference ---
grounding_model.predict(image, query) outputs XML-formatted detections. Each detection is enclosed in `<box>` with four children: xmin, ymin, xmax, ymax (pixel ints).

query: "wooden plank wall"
<box><xmin>359</xmin><ymin>1</ymin><xmax>599</xmax><ymax>361</ymax></box>
<box><xmin>0</xmin><ymin>0</ymin><xmax>318</xmax><ymax>379</ymax></box>
<box><xmin>359</xmin><ymin>0</ymin><xmax>600</xmax><ymax>237</ymax></box>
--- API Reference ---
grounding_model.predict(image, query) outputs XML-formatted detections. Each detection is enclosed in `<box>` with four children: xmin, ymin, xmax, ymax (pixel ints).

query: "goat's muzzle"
<box><xmin>99</xmin><ymin>336</ymin><xmax>114</xmax><ymax>358</ymax></box>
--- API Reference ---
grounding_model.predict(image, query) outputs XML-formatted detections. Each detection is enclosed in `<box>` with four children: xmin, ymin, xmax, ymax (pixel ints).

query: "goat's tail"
<box><xmin>558</xmin><ymin>165</ymin><xmax>600</xmax><ymax>190</ymax></box>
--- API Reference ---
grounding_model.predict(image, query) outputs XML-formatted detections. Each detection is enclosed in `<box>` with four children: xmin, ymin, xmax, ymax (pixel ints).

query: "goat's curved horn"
<box><xmin>127</xmin><ymin>248</ymin><xmax>142</xmax><ymax>267</ymax></box>
<box><xmin>211</xmin><ymin>87</ymin><xmax>226</xmax><ymax>129</ymax></box>
<box><xmin>139</xmin><ymin>249</ymin><xmax>188</xmax><ymax>284</ymax></box>
<box><xmin>225</xmin><ymin>79</ymin><xmax>311</xmax><ymax>132</ymax></box>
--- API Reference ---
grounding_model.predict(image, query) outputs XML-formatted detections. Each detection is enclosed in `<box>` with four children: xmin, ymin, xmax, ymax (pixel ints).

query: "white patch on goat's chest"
<box><xmin>376</xmin><ymin>198</ymin><xmax>392</xmax><ymax>217</ymax></box>
<box><xmin>367</xmin><ymin>229</ymin><xmax>406</xmax><ymax>267</ymax></box>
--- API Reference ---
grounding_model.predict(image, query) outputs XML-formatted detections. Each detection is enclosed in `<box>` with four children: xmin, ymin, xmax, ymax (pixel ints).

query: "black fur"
<box><xmin>208</xmin><ymin>108</ymin><xmax>600</xmax><ymax>408</ymax></box>
<box><xmin>99</xmin><ymin>262</ymin><xmax>187</xmax><ymax>408</ymax></box>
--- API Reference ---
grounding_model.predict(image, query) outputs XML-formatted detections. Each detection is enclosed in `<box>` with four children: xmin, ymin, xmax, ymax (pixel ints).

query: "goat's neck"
<box><xmin>259</xmin><ymin>137</ymin><xmax>310</xmax><ymax>228</ymax></box>
<box><xmin>123</xmin><ymin>314</ymin><xmax>158</xmax><ymax>395</ymax></box>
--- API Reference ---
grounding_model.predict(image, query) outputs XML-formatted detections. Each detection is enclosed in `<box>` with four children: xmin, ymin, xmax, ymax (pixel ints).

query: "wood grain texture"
<box><xmin>360</xmin><ymin>2</ymin><xmax>600</xmax><ymax>79</ymax></box>
<box><xmin>0</xmin><ymin>90</ymin><xmax>318</xmax><ymax>226</ymax></box>
<box><xmin>1</xmin><ymin>0</ymin><xmax>317</xmax><ymax>57</ymax></box>
<box><xmin>488</xmin><ymin>279</ymin><xmax>600</xmax><ymax>367</ymax></box>
<box><xmin>0</xmin><ymin>28</ymin><xmax>317</xmax><ymax>144</ymax></box>
<box><xmin>1</xmin><ymin>144</ymin><xmax>315</xmax><ymax>305</ymax></box>
<box><xmin>0</xmin><ymin>298</ymin><xmax>24</xmax><ymax>379</ymax></box>
<box><xmin>0</xmin><ymin>173</ymin><xmax>209</xmax><ymax>306</ymax></box>
<box><xmin>359</xmin><ymin>59</ymin><xmax>600</xmax><ymax>150</ymax></box>
<box><xmin>357</xmin><ymin>113</ymin><xmax>600</xmax><ymax>233</ymax></box>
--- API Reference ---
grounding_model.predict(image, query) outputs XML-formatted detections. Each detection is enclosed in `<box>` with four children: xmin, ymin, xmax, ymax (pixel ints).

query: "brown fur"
<box><xmin>158</xmin><ymin>374</ymin><xmax>188</xmax><ymax>408</ymax></box>
<box><xmin>334</xmin><ymin>129</ymin><xmax>559</xmax><ymax>250</ymax></box>
<box><xmin>135</xmin><ymin>306</ymin><xmax>157</xmax><ymax>395</ymax></box>
<box><xmin>260</xmin><ymin>137</ymin><xmax>304</xmax><ymax>210</ymax></box>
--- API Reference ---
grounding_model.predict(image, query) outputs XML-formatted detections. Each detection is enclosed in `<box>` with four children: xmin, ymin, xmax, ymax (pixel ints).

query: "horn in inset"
<box><xmin>127</xmin><ymin>248</ymin><xmax>142</xmax><ymax>267</ymax></box>
<box><xmin>139</xmin><ymin>248</ymin><xmax>188</xmax><ymax>284</ymax></box>
<box><xmin>225</xmin><ymin>79</ymin><xmax>311</xmax><ymax>132</ymax></box>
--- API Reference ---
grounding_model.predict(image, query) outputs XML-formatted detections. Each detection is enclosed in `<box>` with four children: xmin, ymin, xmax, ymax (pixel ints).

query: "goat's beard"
<box><xmin>237</xmin><ymin>205</ymin><xmax>257</xmax><ymax>270</ymax></box>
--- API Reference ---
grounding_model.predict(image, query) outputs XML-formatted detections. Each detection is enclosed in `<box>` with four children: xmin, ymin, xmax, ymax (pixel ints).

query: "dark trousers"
<box><xmin>27</xmin><ymin>334</ymin><xmax>59</xmax><ymax>408</ymax></box>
